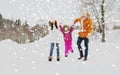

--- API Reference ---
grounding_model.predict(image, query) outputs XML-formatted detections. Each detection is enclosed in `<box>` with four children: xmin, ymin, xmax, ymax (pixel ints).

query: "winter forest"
<box><xmin>0</xmin><ymin>0</ymin><xmax>120</xmax><ymax>75</ymax></box>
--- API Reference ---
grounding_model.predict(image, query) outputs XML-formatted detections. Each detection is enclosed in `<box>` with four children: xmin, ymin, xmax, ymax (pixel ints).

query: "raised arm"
<box><xmin>74</xmin><ymin>18</ymin><xmax>81</xmax><ymax>24</ymax></box>
<box><xmin>59</xmin><ymin>23</ymin><xmax>64</xmax><ymax>33</ymax></box>
<box><xmin>69</xmin><ymin>24</ymin><xmax>74</xmax><ymax>32</ymax></box>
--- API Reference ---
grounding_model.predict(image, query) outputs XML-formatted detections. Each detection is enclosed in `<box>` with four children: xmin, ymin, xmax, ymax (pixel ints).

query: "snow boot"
<box><xmin>57</xmin><ymin>56</ymin><xmax>60</xmax><ymax>61</ymax></box>
<box><xmin>83</xmin><ymin>57</ymin><xmax>87</xmax><ymax>61</ymax></box>
<box><xmin>65</xmin><ymin>55</ymin><xmax>68</xmax><ymax>57</ymax></box>
<box><xmin>78</xmin><ymin>50</ymin><xmax>83</xmax><ymax>60</ymax></box>
<box><xmin>48</xmin><ymin>56</ymin><xmax>52</xmax><ymax>61</ymax></box>
<box><xmin>71</xmin><ymin>50</ymin><xmax>74</xmax><ymax>53</ymax></box>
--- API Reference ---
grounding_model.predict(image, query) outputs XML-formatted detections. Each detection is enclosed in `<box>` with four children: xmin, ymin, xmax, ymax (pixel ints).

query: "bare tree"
<box><xmin>15</xmin><ymin>19</ymin><xmax>22</xmax><ymax>25</ymax></box>
<box><xmin>23</xmin><ymin>21</ymin><xmax>29</xmax><ymax>27</ymax></box>
<box><xmin>79</xmin><ymin>0</ymin><xmax>116</xmax><ymax>42</ymax></box>
<box><xmin>0</xmin><ymin>13</ymin><xmax>2</xmax><ymax>20</ymax></box>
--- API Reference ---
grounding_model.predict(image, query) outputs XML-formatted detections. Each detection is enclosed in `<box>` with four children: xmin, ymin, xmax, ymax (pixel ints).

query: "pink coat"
<box><xmin>59</xmin><ymin>25</ymin><xmax>74</xmax><ymax>41</ymax></box>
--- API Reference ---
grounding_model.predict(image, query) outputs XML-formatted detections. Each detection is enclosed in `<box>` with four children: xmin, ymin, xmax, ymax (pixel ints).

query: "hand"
<box><xmin>59</xmin><ymin>22</ymin><xmax>62</xmax><ymax>26</ymax></box>
<box><xmin>59</xmin><ymin>22</ymin><xmax>62</xmax><ymax>25</ymax></box>
<box><xmin>72</xmin><ymin>22</ymin><xmax>75</xmax><ymax>26</ymax></box>
<box><xmin>71</xmin><ymin>23</ymin><xmax>74</xmax><ymax>28</ymax></box>
<box><xmin>73</xmin><ymin>21</ymin><xmax>76</xmax><ymax>24</ymax></box>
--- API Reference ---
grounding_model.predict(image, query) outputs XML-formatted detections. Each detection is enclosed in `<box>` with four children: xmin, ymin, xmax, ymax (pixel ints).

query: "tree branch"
<box><xmin>105</xmin><ymin>0</ymin><xmax>116</xmax><ymax>12</ymax></box>
<box><xmin>80</xmin><ymin>0</ymin><xmax>94</xmax><ymax>5</ymax></box>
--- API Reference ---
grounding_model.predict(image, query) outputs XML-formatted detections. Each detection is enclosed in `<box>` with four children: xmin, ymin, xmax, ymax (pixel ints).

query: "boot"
<box><xmin>71</xmin><ymin>50</ymin><xmax>74</xmax><ymax>53</ymax></box>
<box><xmin>57</xmin><ymin>56</ymin><xmax>60</xmax><ymax>61</ymax></box>
<box><xmin>65</xmin><ymin>53</ymin><xmax>68</xmax><ymax>57</ymax></box>
<box><xmin>48</xmin><ymin>56</ymin><xmax>52</xmax><ymax>61</ymax></box>
<box><xmin>78</xmin><ymin>57</ymin><xmax>83</xmax><ymax>60</ymax></box>
<box><xmin>78</xmin><ymin>50</ymin><xmax>83</xmax><ymax>60</ymax></box>
<box><xmin>83</xmin><ymin>57</ymin><xmax>87</xmax><ymax>61</ymax></box>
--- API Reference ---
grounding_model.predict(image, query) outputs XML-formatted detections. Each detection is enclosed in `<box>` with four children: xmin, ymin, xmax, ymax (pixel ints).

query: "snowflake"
<box><xmin>32</xmin><ymin>61</ymin><xmax>36</xmax><ymax>64</ymax></box>
<box><xmin>47</xmin><ymin>0</ymin><xmax>50</xmax><ymax>3</ymax></box>
<box><xmin>20</xmin><ymin>57</ymin><xmax>24</xmax><ymax>60</ymax></box>
<box><xmin>19</xmin><ymin>49</ymin><xmax>23</xmax><ymax>53</ymax></box>
<box><xmin>112</xmin><ymin>64</ymin><xmax>116</xmax><ymax>68</ymax></box>
<box><xmin>9</xmin><ymin>47</ymin><xmax>12</xmax><ymax>50</ymax></box>
<box><xmin>12</xmin><ymin>0</ymin><xmax>16</xmax><ymax>2</ymax></box>
<box><xmin>56</xmin><ymin>72</ymin><xmax>59</xmax><ymax>75</ymax></box>
<box><xmin>32</xmin><ymin>66</ymin><xmax>36</xmax><ymax>70</ymax></box>
<box><xmin>20</xmin><ymin>4</ymin><xmax>24</xmax><ymax>10</ymax></box>
<box><xmin>40</xmin><ymin>53</ymin><xmax>44</xmax><ymax>56</ymax></box>
<box><xmin>71</xmin><ymin>59</ymin><xmax>74</xmax><ymax>62</ymax></box>
<box><xmin>10</xmin><ymin>0</ymin><xmax>16</xmax><ymax>4</ymax></box>
<box><xmin>56</xmin><ymin>62</ymin><xmax>60</xmax><ymax>65</ymax></box>
<box><xmin>15</xmin><ymin>68</ymin><xmax>18</xmax><ymax>72</ymax></box>
<box><xmin>35</xmin><ymin>44</ymin><xmax>39</xmax><ymax>47</ymax></box>
<box><xmin>115</xmin><ymin>46</ymin><xmax>119</xmax><ymax>49</ymax></box>
<box><xmin>82</xmin><ymin>62</ymin><xmax>86</xmax><ymax>65</ymax></box>
<box><xmin>23</xmin><ymin>47</ymin><xmax>26</xmax><ymax>51</ymax></box>
<box><xmin>96</xmin><ymin>48</ymin><xmax>100</xmax><ymax>52</ymax></box>
<box><xmin>32</xmin><ymin>50</ymin><xmax>38</xmax><ymax>54</ymax></box>
<box><xmin>12</xmin><ymin>31</ymin><xmax>15</xmax><ymax>34</ymax></box>
<box><xmin>14</xmin><ymin>52</ymin><xmax>17</xmax><ymax>56</ymax></box>
<box><xmin>22</xmin><ymin>33</ymin><xmax>25</xmax><ymax>36</ymax></box>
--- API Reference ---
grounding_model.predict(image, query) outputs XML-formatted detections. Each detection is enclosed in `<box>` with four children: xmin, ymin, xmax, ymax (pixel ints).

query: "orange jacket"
<box><xmin>74</xmin><ymin>18</ymin><xmax>93</xmax><ymax>38</ymax></box>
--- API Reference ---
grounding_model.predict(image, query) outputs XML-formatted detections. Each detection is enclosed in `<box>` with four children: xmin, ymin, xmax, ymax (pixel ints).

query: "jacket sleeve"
<box><xmin>70</xmin><ymin>24</ymin><xmax>74</xmax><ymax>32</ymax></box>
<box><xmin>59</xmin><ymin>24</ymin><xmax>64</xmax><ymax>33</ymax></box>
<box><xmin>74</xmin><ymin>18</ymin><xmax>81</xmax><ymax>24</ymax></box>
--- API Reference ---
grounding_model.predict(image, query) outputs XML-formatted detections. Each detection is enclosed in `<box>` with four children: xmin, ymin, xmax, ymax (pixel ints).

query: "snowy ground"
<box><xmin>0</xmin><ymin>30</ymin><xmax>120</xmax><ymax>75</ymax></box>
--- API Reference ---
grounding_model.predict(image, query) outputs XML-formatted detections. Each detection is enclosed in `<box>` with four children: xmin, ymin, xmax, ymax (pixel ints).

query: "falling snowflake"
<box><xmin>32</xmin><ymin>61</ymin><xmax>36</xmax><ymax>64</ymax></box>
<box><xmin>71</xmin><ymin>59</ymin><xmax>74</xmax><ymax>62</ymax></box>
<box><xmin>112</xmin><ymin>64</ymin><xmax>116</xmax><ymax>68</ymax></box>
<box><xmin>32</xmin><ymin>66</ymin><xmax>36</xmax><ymax>70</ymax></box>
<box><xmin>15</xmin><ymin>68</ymin><xmax>18</xmax><ymax>72</ymax></box>
<box><xmin>115</xmin><ymin>46</ymin><xmax>119</xmax><ymax>49</ymax></box>
<box><xmin>56</xmin><ymin>72</ymin><xmax>59</xmax><ymax>75</ymax></box>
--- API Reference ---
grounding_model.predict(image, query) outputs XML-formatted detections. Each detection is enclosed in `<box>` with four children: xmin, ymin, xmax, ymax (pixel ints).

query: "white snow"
<box><xmin>0</xmin><ymin>30</ymin><xmax>120</xmax><ymax>75</ymax></box>
<box><xmin>0</xmin><ymin>0</ymin><xmax>120</xmax><ymax>75</ymax></box>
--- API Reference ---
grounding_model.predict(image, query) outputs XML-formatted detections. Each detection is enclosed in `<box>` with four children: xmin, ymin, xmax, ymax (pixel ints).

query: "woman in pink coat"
<box><xmin>59</xmin><ymin>23</ymin><xmax>74</xmax><ymax>57</ymax></box>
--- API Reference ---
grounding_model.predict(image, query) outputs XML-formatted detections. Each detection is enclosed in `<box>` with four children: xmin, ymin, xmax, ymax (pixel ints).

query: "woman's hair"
<box><xmin>49</xmin><ymin>21</ymin><xmax>53</xmax><ymax>30</ymax></box>
<box><xmin>81</xmin><ymin>11</ymin><xmax>91</xmax><ymax>18</ymax></box>
<box><xmin>86</xmin><ymin>13</ymin><xmax>90</xmax><ymax>18</ymax></box>
<box><xmin>49</xmin><ymin>20</ymin><xmax>58</xmax><ymax>30</ymax></box>
<box><xmin>54</xmin><ymin>20</ymin><xmax>58</xmax><ymax>29</ymax></box>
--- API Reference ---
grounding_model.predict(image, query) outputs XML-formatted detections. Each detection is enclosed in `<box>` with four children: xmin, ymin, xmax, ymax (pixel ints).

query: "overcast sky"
<box><xmin>0</xmin><ymin>0</ymin><xmax>119</xmax><ymax>26</ymax></box>
<box><xmin>0</xmin><ymin>0</ymin><xmax>80</xmax><ymax>25</ymax></box>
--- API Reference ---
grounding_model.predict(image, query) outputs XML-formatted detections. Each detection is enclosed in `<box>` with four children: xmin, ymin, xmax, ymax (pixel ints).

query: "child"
<box><xmin>59</xmin><ymin>23</ymin><xmax>74</xmax><ymax>57</ymax></box>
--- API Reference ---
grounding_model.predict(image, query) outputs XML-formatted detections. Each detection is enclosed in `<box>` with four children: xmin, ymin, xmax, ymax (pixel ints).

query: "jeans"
<box><xmin>77</xmin><ymin>37</ymin><xmax>89</xmax><ymax>58</ymax></box>
<box><xmin>49</xmin><ymin>43</ymin><xmax>60</xmax><ymax>57</ymax></box>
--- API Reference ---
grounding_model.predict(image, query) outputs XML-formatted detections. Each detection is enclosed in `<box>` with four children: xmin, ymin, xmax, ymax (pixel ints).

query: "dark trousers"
<box><xmin>77</xmin><ymin>36</ymin><xmax>89</xmax><ymax>58</ymax></box>
<box><xmin>49</xmin><ymin>43</ymin><xmax>60</xmax><ymax>57</ymax></box>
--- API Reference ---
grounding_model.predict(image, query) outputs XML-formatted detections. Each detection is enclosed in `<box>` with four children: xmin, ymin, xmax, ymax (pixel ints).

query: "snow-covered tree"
<box><xmin>79</xmin><ymin>0</ymin><xmax>116</xmax><ymax>42</ymax></box>
<box><xmin>15</xmin><ymin>19</ymin><xmax>22</xmax><ymax>25</ymax></box>
<box><xmin>23</xmin><ymin>21</ymin><xmax>29</xmax><ymax>27</ymax></box>
<box><xmin>0</xmin><ymin>13</ymin><xmax>2</xmax><ymax>20</ymax></box>
<box><xmin>0</xmin><ymin>20</ymin><xmax>4</xmax><ymax>29</ymax></box>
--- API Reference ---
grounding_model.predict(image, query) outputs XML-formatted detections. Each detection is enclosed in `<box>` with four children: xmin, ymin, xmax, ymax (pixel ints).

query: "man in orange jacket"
<box><xmin>74</xmin><ymin>12</ymin><xmax>93</xmax><ymax>61</ymax></box>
